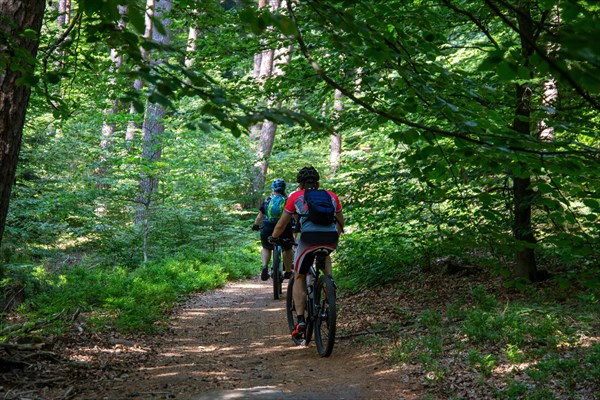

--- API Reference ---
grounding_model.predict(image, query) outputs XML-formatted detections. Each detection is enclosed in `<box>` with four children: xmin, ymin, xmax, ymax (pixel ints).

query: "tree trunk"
<box><xmin>97</xmin><ymin>44</ymin><xmax>124</xmax><ymax>191</ymax></box>
<box><xmin>538</xmin><ymin>7</ymin><xmax>560</xmax><ymax>142</ymax></box>
<box><xmin>126</xmin><ymin>0</ymin><xmax>154</xmax><ymax>145</ymax></box>
<box><xmin>512</xmin><ymin>0</ymin><xmax>538</xmax><ymax>280</ymax></box>
<box><xmin>330</xmin><ymin>88</ymin><xmax>343</xmax><ymax>174</ymax></box>
<box><xmin>246</xmin><ymin>0</ymin><xmax>294</xmax><ymax>205</ymax></box>
<box><xmin>135</xmin><ymin>0</ymin><xmax>172</xmax><ymax>261</ymax></box>
<box><xmin>57</xmin><ymin>0</ymin><xmax>71</xmax><ymax>27</ymax></box>
<box><xmin>185</xmin><ymin>26</ymin><xmax>199</xmax><ymax>68</ymax></box>
<box><xmin>0</xmin><ymin>0</ymin><xmax>46</xmax><ymax>247</ymax></box>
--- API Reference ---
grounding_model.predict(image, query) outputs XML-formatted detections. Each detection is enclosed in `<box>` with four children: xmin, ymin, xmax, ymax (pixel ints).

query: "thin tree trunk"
<box><xmin>330</xmin><ymin>88</ymin><xmax>343</xmax><ymax>174</ymax></box>
<box><xmin>57</xmin><ymin>0</ymin><xmax>71</xmax><ymax>27</ymax></box>
<box><xmin>0</xmin><ymin>0</ymin><xmax>46</xmax><ymax>247</ymax></box>
<box><xmin>512</xmin><ymin>0</ymin><xmax>538</xmax><ymax>280</ymax></box>
<box><xmin>135</xmin><ymin>0</ymin><xmax>172</xmax><ymax>262</ymax></box>
<box><xmin>538</xmin><ymin>7</ymin><xmax>560</xmax><ymax>142</ymax></box>
<box><xmin>253</xmin><ymin>0</ymin><xmax>296</xmax><ymax>195</ymax></box>
<box><xmin>185</xmin><ymin>25</ymin><xmax>199</xmax><ymax>68</ymax></box>
<box><xmin>54</xmin><ymin>0</ymin><xmax>71</xmax><ymax>94</ymax></box>
<box><xmin>97</xmin><ymin>9</ymin><xmax>125</xmax><ymax>193</ymax></box>
<box><xmin>126</xmin><ymin>0</ymin><xmax>154</xmax><ymax>146</ymax></box>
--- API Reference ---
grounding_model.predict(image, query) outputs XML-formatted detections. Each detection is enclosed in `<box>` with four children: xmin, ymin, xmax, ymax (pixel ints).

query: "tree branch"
<box><xmin>285</xmin><ymin>1</ymin><xmax>599</xmax><ymax>158</ymax></box>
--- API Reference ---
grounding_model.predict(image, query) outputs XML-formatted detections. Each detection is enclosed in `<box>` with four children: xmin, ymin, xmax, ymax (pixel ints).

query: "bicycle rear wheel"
<box><xmin>286</xmin><ymin>276</ymin><xmax>312</xmax><ymax>346</ymax></box>
<box><xmin>272</xmin><ymin>247</ymin><xmax>281</xmax><ymax>300</ymax></box>
<box><xmin>314</xmin><ymin>275</ymin><xmax>336</xmax><ymax>357</ymax></box>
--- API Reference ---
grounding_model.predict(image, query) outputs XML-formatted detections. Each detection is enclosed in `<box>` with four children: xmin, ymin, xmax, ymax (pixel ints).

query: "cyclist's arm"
<box><xmin>272</xmin><ymin>211</ymin><xmax>292</xmax><ymax>239</ymax></box>
<box><xmin>336</xmin><ymin>211</ymin><xmax>345</xmax><ymax>235</ymax></box>
<box><xmin>254</xmin><ymin>211</ymin><xmax>264</xmax><ymax>226</ymax></box>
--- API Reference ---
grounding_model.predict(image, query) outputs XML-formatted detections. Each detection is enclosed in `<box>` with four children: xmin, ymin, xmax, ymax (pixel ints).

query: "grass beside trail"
<box><xmin>1</xmin><ymin>245</ymin><xmax>259</xmax><ymax>336</ymax></box>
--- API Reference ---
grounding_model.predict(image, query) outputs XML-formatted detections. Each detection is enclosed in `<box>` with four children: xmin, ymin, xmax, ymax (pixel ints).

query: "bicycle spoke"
<box><xmin>314</xmin><ymin>275</ymin><xmax>336</xmax><ymax>357</ymax></box>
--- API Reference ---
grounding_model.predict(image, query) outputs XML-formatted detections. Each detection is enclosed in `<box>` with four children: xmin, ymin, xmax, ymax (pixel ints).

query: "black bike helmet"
<box><xmin>296</xmin><ymin>166</ymin><xmax>320</xmax><ymax>184</ymax></box>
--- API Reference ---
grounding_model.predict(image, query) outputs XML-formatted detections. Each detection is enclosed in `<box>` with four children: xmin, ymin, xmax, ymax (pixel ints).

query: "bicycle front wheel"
<box><xmin>314</xmin><ymin>275</ymin><xmax>336</xmax><ymax>357</ymax></box>
<box><xmin>272</xmin><ymin>247</ymin><xmax>281</xmax><ymax>300</ymax></box>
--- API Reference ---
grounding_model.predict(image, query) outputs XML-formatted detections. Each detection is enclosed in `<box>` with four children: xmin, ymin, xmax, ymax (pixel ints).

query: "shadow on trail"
<box><xmin>89</xmin><ymin>278</ymin><xmax>421</xmax><ymax>400</ymax></box>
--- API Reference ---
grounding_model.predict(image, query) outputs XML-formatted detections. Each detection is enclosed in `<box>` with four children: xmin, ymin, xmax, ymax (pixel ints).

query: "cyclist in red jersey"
<box><xmin>270</xmin><ymin>166</ymin><xmax>344</xmax><ymax>340</ymax></box>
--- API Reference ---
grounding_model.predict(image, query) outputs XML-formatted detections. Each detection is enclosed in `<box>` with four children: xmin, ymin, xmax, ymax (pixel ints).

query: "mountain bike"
<box><xmin>271</xmin><ymin>242</ymin><xmax>284</xmax><ymax>300</ymax></box>
<box><xmin>286</xmin><ymin>248</ymin><xmax>337</xmax><ymax>357</ymax></box>
<box><xmin>270</xmin><ymin>237</ymin><xmax>294</xmax><ymax>300</ymax></box>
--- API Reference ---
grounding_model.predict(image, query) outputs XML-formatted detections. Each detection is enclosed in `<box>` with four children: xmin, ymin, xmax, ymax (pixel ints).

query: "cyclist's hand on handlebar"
<box><xmin>268</xmin><ymin>236</ymin><xmax>279</xmax><ymax>244</ymax></box>
<box><xmin>252</xmin><ymin>224</ymin><xmax>260</xmax><ymax>231</ymax></box>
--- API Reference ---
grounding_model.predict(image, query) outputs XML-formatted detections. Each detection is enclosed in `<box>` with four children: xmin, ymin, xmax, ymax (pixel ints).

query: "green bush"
<box><xmin>334</xmin><ymin>229</ymin><xmax>423</xmax><ymax>291</ymax></box>
<box><xmin>13</xmin><ymin>245</ymin><xmax>259</xmax><ymax>333</ymax></box>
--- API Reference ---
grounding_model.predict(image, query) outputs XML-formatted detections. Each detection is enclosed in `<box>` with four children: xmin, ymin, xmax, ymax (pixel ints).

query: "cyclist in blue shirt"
<box><xmin>252</xmin><ymin>178</ymin><xmax>294</xmax><ymax>281</ymax></box>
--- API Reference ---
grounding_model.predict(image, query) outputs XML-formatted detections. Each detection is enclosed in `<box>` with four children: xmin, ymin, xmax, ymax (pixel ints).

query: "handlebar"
<box><xmin>267</xmin><ymin>236</ymin><xmax>296</xmax><ymax>246</ymax></box>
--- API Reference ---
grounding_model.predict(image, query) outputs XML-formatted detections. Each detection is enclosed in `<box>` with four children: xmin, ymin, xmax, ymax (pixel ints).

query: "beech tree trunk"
<box><xmin>251</xmin><ymin>0</ymin><xmax>296</xmax><ymax>194</ymax></box>
<box><xmin>538</xmin><ymin>7</ymin><xmax>560</xmax><ymax>142</ymax></box>
<box><xmin>512</xmin><ymin>0</ymin><xmax>538</xmax><ymax>280</ymax></box>
<box><xmin>126</xmin><ymin>0</ymin><xmax>155</xmax><ymax>145</ymax></box>
<box><xmin>0</xmin><ymin>0</ymin><xmax>46</xmax><ymax>247</ymax></box>
<box><xmin>135</xmin><ymin>0</ymin><xmax>172</xmax><ymax>261</ymax></box>
<box><xmin>330</xmin><ymin>88</ymin><xmax>343</xmax><ymax>174</ymax></box>
<box><xmin>185</xmin><ymin>25</ymin><xmax>199</xmax><ymax>68</ymax></box>
<box><xmin>57</xmin><ymin>0</ymin><xmax>71</xmax><ymax>27</ymax></box>
<box><xmin>97</xmin><ymin>10</ymin><xmax>125</xmax><ymax>192</ymax></box>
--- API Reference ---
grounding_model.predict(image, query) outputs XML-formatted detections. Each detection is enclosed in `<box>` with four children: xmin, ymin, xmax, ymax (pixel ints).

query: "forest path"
<box><xmin>76</xmin><ymin>276</ymin><xmax>424</xmax><ymax>399</ymax></box>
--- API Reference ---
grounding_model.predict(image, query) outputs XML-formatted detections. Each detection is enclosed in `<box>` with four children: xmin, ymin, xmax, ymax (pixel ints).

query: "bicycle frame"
<box><xmin>287</xmin><ymin>247</ymin><xmax>337</xmax><ymax>356</ymax></box>
<box><xmin>271</xmin><ymin>243</ymin><xmax>284</xmax><ymax>300</ymax></box>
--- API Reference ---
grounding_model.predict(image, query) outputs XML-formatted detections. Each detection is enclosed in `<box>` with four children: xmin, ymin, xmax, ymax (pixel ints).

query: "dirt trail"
<box><xmin>71</xmin><ymin>276</ymin><xmax>423</xmax><ymax>400</ymax></box>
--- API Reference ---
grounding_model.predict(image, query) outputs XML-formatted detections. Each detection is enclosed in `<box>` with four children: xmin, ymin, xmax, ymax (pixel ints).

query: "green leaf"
<box><xmin>80</xmin><ymin>0</ymin><xmax>102</xmax><ymax>15</ymax></box>
<box><xmin>45</xmin><ymin>72</ymin><xmax>61</xmax><ymax>84</ymax></box>
<box><xmin>128</xmin><ymin>4</ymin><xmax>146</xmax><ymax>34</ymax></box>
<box><xmin>480</xmin><ymin>193</ymin><xmax>494</xmax><ymax>205</ymax></box>
<box><xmin>583</xmin><ymin>199</ymin><xmax>599</xmax><ymax>209</ymax></box>
<box><xmin>496</xmin><ymin>61</ymin><xmax>518</xmax><ymax>81</ymax></box>
<box><xmin>20</xmin><ymin>29</ymin><xmax>38</xmax><ymax>40</ymax></box>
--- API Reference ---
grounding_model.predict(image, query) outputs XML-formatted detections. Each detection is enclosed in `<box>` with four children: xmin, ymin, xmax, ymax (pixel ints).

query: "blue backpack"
<box><xmin>265</xmin><ymin>195</ymin><xmax>286</xmax><ymax>222</ymax></box>
<box><xmin>304</xmin><ymin>188</ymin><xmax>336</xmax><ymax>226</ymax></box>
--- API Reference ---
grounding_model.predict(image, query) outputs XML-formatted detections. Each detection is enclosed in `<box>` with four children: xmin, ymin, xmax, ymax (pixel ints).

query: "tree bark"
<box><xmin>185</xmin><ymin>25</ymin><xmax>199</xmax><ymax>68</ymax></box>
<box><xmin>512</xmin><ymin>0</ymin><xmax>538</xmax><ymax>280</ymax></box>
<box><xmin>126</xmin><ymin>0</ymin><xmax>154</xmax><ymax>145</ymax></box>
<box><xmin>538</xmin><ymin>7</ymin><xmax>560</xmax><ymax>142</ymax></box>
<box><xmin>98</xmin><ymin>20</ymin><xmax>125</xmax><ymax>191</ymax></box>
<box><xmin>0</xmin><ymin>0</ymin><xmax>46</xmax><ymax>247</ymax></box>
<box><xmin>330</xmin><ymin>88</ymin><xmax>343</xmax><ymax>174</ymax></box>
<box><xmin>135</xmin><ymin>0</ymin><xmax>172</xmax><ymax>261</ymax></box>
<box><xmin>57</xmin><ymin>0</ymin><xmax>71</xmax><ymax>27</ymax></box>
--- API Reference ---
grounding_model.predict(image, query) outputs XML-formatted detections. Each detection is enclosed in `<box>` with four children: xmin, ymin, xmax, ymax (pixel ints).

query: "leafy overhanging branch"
<box><xmin>285</xmin><ymin>1</ymin><xmax>598</xmax><ymax>159</ymax></box>
<box><xmin>482</xmin><ymin>0</ymin><xmax>600</xmax><ymax>111</ymax></box>
<box><xmin>40</xmin><ymin>10</ymin><xmax>84</xmax><ymax>112</ymax></box>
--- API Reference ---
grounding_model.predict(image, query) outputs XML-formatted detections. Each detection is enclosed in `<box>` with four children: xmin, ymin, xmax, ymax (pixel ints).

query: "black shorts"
<box><xmin>260</xmin><ymin>221</ymin><xmax>294</xmax><ymax>250</ymax></box>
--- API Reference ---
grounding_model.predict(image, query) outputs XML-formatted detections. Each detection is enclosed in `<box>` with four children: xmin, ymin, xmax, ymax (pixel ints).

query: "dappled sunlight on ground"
<box><xmin>61</xmin><ymin>276</ymin><xmax>424</xmax><ymax>399</ymax></box>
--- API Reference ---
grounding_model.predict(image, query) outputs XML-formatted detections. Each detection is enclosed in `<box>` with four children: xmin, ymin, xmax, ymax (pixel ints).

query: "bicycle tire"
<box><xmin>286</xmin><ymin>276</ymin><xmax>312</xmax><ymax>346</ymax></box>
<box><xmin>272</xmin><ymin>247</ymin><xmax>281</xmax><ymax>300</ymax></box>
<box><xmin>314</xmin><ymin>275</ymin><xmax>336</xmax><ymax>357</ymax></box>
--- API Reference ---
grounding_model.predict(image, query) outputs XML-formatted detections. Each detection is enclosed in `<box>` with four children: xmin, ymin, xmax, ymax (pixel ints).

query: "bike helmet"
<box><xmin>296</xmin><ymin>166</ymin><xmax>320</xmax><ymax>184</ymax></box>
<box><xmin>271</xmin><ymin>178</ymin><xmax>286</xmax><ymax>193</ymax></box>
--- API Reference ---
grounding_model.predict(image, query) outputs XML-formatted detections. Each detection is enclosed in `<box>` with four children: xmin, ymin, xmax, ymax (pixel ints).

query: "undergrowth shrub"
<box><xmin>11</xmin><ymin>245</ymin><xmax>258</xmax><ymax>333</ymax></box>
<box><xmin>335</xmin><ymin>230</ymin><xmax>423</xmax><ymax>291</ymax></box>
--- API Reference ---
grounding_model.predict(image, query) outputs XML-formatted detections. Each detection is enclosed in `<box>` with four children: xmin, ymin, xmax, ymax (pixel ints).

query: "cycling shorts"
<box><xmin>260</xmin><ymin>221</ymin><xmax>294</xmax><ymax>250</ymax></box>
<box><xmin>294</xmin><ymin>231</ymin><xmax>339</xmax><ymax>275</ymax></box>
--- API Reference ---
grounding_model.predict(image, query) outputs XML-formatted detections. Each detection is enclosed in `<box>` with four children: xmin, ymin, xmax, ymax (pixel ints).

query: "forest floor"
<box><xmin>1</xmin><ymin>275</ymin><xmax>427</xmax><ymax>400</ymax></box>
<box><xmin>2</xmin><ymin>269</ymin><xmax>598</xmax><ymax>399</ymax></box>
